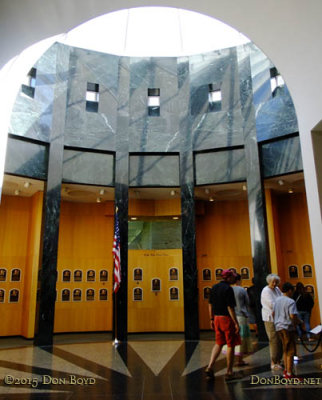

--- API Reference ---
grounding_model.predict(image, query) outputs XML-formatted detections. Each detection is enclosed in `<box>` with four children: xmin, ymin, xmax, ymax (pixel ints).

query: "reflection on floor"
<box><xmin>0</xmin><ymin>332</ymin><xmax>321</xmax><ymax>400</ymax></box>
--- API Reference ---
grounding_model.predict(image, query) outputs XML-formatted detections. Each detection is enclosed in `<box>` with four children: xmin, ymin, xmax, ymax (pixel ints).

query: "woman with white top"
<box><xmin>260</xmin><ymin>274</ymin><xmax>283</xmax><ymax>370</ymax></box>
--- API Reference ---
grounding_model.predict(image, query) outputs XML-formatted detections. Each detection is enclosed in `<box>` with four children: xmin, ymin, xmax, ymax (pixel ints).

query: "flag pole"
<box><xmin>112</xmin><ymin>206</ymin><xmax>120</xmax><ymax>346</ymax></box>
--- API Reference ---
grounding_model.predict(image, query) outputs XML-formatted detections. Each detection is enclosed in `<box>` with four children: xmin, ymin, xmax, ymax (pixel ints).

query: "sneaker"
<box><xmin>205</xmin><ymin>367</ymin><xmax>214</xmax><ymax>379</ymax></box>
<box><xmin>271</xmin><ymin>364</ymin><xmax>283</xmax><ymax>370</ymax></box>
<box><xmin>283</xmin><ymin>373</ymin><xmax>303</xmax><ymax>382</ymax></box>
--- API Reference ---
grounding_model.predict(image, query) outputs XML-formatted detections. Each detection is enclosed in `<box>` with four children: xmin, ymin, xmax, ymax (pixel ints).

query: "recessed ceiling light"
<box><xmin>24</xmin><ymin>181</ymin><xmax>30</xmax><ymax>188</ymax></box>
<box><xmin>170</xmin><ymin>190</ymin><xmax>176</xmax><ymax>196</ymax></box>
<box><xmin>99</xmin><ymin>189</ymin><xmax>105</xmax><ymax>195</ymax></box>
<box><xmin>14</xmin><ymin>189</ymin><xmax>20</xmax><ymax>195</ymax></box>
<box><xmin>172</xmin><ymin>216</ymin><xmax>179</xmax><ymax>220</ymax></box>
<box><xmin>242</xmin><ymin>184</ymin><xmax>247</xmax><ymax>191</ymax></box>
<box><xmin>288</xmin><ymin>188</ymin><xmax>294</xmax><ymax>193</ymax></box>
<box><xmin>96</xmin><ymin>197</ymin><xmax>101</xmax><ymax>203</ymax></box>
<box><xmin>205</xmin><ymin>188</ymin><xmax>210</xmax><ymax>194</ymax></box>
<box><xmin>278</xmin><ymin>179</ymin><xmax>284</xmax><ymax>186</ymax></box>
<box><xmin>209</xmin><ymin>197</ymin><xmax>214</xmax><ymax>202</ymax></box>
<box><xmin>131</xmin><ymin>217</ymin><xmax>137</xmax><ymax>220</ymax></box>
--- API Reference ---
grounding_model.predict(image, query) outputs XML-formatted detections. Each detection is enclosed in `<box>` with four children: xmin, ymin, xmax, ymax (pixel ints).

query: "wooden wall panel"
<box><xmin>0</xmin><ymin>195</ymin><xmax>33</xmax><ymax>336</ymax></box>
<box><xmin>196</xmin><ymin>200</ymin><xmax>253</xmax><ymax>330</ymax></box>
<box><xmin>54</xmin><ymin>201</ymin><xmax>114</xmax><ymax>333</ymax></box>
<box><xmin>128</xmin><ymin>249</ymin><xmax>184</xmax><ymax>332</ymax></box>
<box><xmin>129</xmin><ymin>198</ymin><xmax>180</xmax><ymax>217</ymax></box>
<box><xmin>22</xmin><ymin>192</ymin><xmax>43</xmax><ymax>338</ymax></box>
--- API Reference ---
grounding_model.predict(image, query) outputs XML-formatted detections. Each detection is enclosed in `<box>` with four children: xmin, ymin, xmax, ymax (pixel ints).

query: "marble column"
<box><xmin>237</xmin><ymin>46</ymin><xmax>270</xmax><ymax>340</ymax></box>
<box><xmin>113</xmin><ymin>57</ymin><xmax>130</xmax><ymax>342</ymax></box>
<box><xmin>35</xmin><ymin>44</ymin><xmax>70</xmax><ymax>346</ymax></box>
<box><xmin>178</xmin><ymin>58</ymin><xmax>199</xmax><ymax>340</ymax></box>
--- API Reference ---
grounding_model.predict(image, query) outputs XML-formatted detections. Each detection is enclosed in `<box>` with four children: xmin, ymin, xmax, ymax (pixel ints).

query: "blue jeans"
<box><xmin>296</xmin><ymin>311</ymin><xmax>311</xmax><ymax>338</ymax></box>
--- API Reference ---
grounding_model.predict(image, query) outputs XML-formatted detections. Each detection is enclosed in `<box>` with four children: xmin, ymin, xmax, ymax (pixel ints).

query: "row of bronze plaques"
<box><xmin>0</xmin><ymin>269</ymin><xmax>22</xmax><ymax>282</ymax></box>
<box><xmin>133</xmin><ymin>287</ymin><xmax>180</xmax><ymax>301</ymax></box>
<box><xmin>133</xmin><ymin>268</ymin><xmax>179</xmax><ymax>281</ymax></box>
<box><xmin>202</xmin><ymin>267</ymin><xmax>251</xmax><ymax>281</ymax></box>
<box><xmin>288</xmin><ymin>264</ymin><xmax>313</xmax><ymax>278</ymax></box>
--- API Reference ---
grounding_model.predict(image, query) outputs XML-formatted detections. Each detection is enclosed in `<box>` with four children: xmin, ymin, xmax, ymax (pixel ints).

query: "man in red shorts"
<box><xmin>205</xmin><ymin>268</ymin><xmax>242</xmax><ymax>380</ymax></box>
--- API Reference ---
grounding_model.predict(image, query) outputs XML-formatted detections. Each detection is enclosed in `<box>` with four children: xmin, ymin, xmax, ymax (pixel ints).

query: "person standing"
<box><xmin>293</xmin><ymin>282</ymin><xmax>314</xmax><ymax>341</ymax></box>
<box><xmin>260</xmin><ymin>274</ymin><xmax>283</xmax><ymax>370</ymax></box>
<box><xmin>274</xmin><ymin>282</ymin><xmax>303</xmax><ymax>379</ymax></box>
<box><xmin>205</xmin><ymin>269</ymin><xmax>242</xmax><ymax>381</ymax></box>
<box><xmin>233</xmin><ymin>274</ymin><xmax>253</xmax><ymax>366</ymax></box>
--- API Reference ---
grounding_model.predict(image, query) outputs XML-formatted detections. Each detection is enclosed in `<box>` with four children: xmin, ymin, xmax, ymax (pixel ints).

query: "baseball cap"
<box><xmin>221</xmin><ymin>269</ymin><xmax>237</xmax><ymax>279</ymax></box>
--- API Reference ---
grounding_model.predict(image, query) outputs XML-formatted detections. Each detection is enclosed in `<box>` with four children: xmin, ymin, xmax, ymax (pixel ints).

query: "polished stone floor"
<box><xmin>0</xmin><ymin>332</ymin><xmax>321</xmax><ymax>400</ymax></box>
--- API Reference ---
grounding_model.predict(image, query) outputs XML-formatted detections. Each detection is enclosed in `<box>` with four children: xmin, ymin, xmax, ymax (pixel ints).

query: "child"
<box><xmin>273</xmin><ymin>282</ymin><xmax>303</xmax><ymax>379</ymax></box>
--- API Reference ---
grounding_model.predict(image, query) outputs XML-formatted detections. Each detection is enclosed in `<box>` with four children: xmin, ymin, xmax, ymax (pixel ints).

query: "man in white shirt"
<box><xmin>260</xmin><ymin>274</ymin><xmax>283</xmax><ymax>370</ymax></box>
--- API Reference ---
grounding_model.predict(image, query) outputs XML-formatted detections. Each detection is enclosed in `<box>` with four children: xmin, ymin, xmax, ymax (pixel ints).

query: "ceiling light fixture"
<box><xmin>242</xmin><ymin>184</ymin><xmax>247</xmax><ymax>191</ymax></box>
<box><xmin>99</xmin><ymin>189</ymin><xmax>105</xmax><ymax>195</ymax></box>
<box><xmin>172</xmin><ymin>216</ymin><xmax>179</xmax><ymax>220</ymax></box>
<box><xmin>288</xmin><ymin>188</ymin><xmax>294</xmax><ymax>194</ymax></box>
<box><xmin>278</xmin><ymin>179</ymin><xmax>284</xmax><ymax>186</ymax></box>
<box><xmin>14</xmin><ymin>189</ymin><xmax>20</xmax><ymax>195</ymax></box>
<box><xmin>24</xmin><ymin>181</ymin><xmax>30</xmax><ymax>188</ymax></box>
<box><xmin>209</xmin><ymin>197</ymin><xmax>214</xmax><ymax>202</ymax></box>
<box><xmin>170</xmin><ymin>190</ymin><xmax>176</xmax><ymax>196</ymax></box>
<box><xmin>205</xmin><ymin>188</ymin><xmax>210</xmax><ymax>194</ymax></box>
<box><xmin>96</xmin><ymin>197</ymin><xmax>101</xmax><ymax>203</ymax></box>
<box><xmin>131</xmin><ymin>217</ymin><xmax>137</xmax><ymax>220</ymax></box>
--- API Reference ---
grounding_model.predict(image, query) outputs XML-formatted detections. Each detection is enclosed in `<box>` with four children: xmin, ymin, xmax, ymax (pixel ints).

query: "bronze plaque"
<box><xmin>0</xmin><ymin>268</ymin><xmax>7</xmax><ymax>281</ymax></box>
<box><xmin>62</xmin><ymin>289</ymin><xmax>70</xmax><ymax>301</ymax></box>
<box><xmin>203</xmin><ymin>287</ymin><xmax>211</xmax><ymax>300</ymax></box>
<box><xmin>63</xmin><ymin>270</ymin><xmax>71</xmax><ymax>282</ymax></box>
<box><xmin>74</xmin><ymin>270</ymin><xmax>82</xmax><ymax>282</ymax></box>
<box><xmin>11</xmin><ymin>268</ymin><xmax>21</xmax><ymax>281</ymax></box>
<box><xmin>215</xmin><ymin>268</ymin><xmax>223</xmax><ymax>280</ymax></box>
<box><xmin>169</xmin><ymin>268</ymin><xmax>178</xmax><ymax>281</ymax></box>
<box><xmin>152</xmin><ymin>278</ymin><xmax>161</xmax><ymax>291</ymax></box>
<box><xmin>241</xmin><ymin>267</ymin><xmax>250</xmax><ymax>280</ymax></box>
<box><xmin>73</xmin><ymin>289</ymin><xmax>82</xmax><ymax>301</ymax></box>
<box><xmin>133</xmin><ymin>287</ymin><xmax>143</xmax><ymax>301</ymax></box>
<box><xmin>302</xmin><ymin>264</ymin><xmax>312</xmax><ymax>278</ymax></box>
<box><xmin>87</xmin><ymin>270</ymin><xmax>95</xmax><ymax>282</ymax></box>
<box><xmin>9</xmin><ymin>289</ymin><xmax>19</xmax><ymax>302</ymax></box>
<box><xmin>0</xmin><ymin>289</ymin><xmax>4</xmax><ymax>302</ymax></box>
<box><xmin>86</xmin><ymin>289</ymin><xmax>95</xmax><ymax>301</ymax></box>
<box><xmin>288</xmin><ymin>265</ymin><xmax>298</xmax><ymax>278</ymax></box>
<box><xmin>100</xmin><ymin>289</ymin><xmax>108</xmax><ymax>301</ymax></box>
<box><xmin>305</xmin><ymin>285</ymin><xmax>315</xmax><ymax>297</ymax></box>
<box><xmin>202</xmin><ymin>269</ymin><xmax>211</xmax><ymax>281</ymax></box>
<box><xmin>134</xmin><ymin>268</ymin><xmax>143</xmax><ymax>281</ymax></box>
<box><xmin>170</xmin><ymin>287</ymin><xmax>179</xmax><ymax>300</ymax></box>
<box><xmin>100</xmin><ymin>270</ymin><xmax>108</xmax><ymax>281</ymax></box>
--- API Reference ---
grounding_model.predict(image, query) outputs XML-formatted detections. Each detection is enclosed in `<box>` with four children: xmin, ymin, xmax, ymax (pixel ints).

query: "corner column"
<box><xmin>237</xmin><ymin>46</ymin><xmax>270</xmax><ymax>340</ymax></box>
<box><xmin>113</xmin><ymin>57</ymin><xmax>130</xmax><ymax>341</ymax></box>
<box><xmin>178</xmin><ymin>58</ymin><xmax>199</xmax><ymax>340</ymax></box>
<box><xmin>35</xmin><ymin>44</ymin><xmax>70</xmax><ymax>346</ymax></box>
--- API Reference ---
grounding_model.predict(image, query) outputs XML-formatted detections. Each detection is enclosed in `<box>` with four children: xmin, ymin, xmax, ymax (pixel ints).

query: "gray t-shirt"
<box><xmin>233</xmin><ymin>285</ymin><xmax>249</xmax><ymax>317</ymax></box>
<box><xmin>274</xmin><ymin>296</ymin><xmax>298</xmax><ymax>331</ymax></box>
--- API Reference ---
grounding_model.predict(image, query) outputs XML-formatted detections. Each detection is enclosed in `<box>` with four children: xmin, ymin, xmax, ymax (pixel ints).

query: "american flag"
<box><xmin>113</xmin><ymin>210</ymin><xmax>121</xmax><ymax>293</ymax></box>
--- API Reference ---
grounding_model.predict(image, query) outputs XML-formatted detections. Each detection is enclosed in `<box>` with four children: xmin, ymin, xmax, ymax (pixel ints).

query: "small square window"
<box><xmin>208</xmin><ymin>84</ymin><xmax>222</xmax><ymax>112</ymax></box>
<box><xmin>21</xmin><ymin>67</ymin><xmax>37</xmax><ymax>98</ymax></box>
<box><xmin>270</xmin><ymin>67</ymin><xmax>285</xmax><ymax>97</ymax></box>
<box><xmin>86</xmin><ymin>82</ymin><xmax>99</xmax><ymax>112</ymax></box>
<box><xmin>148</xmin><ymin>88</ymin><xmax>160</xmax><ymax>116</ymax></box>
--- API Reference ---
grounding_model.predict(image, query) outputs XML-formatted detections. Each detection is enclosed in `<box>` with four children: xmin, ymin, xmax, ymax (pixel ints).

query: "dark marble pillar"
<box><xmin>237</xmin><ymin>46</ymin><xmax>270</xmax><ymax>340</ymax></box>
<box><xmin>35</xmin><ymin>44</ymin><xmax>70</xmax><ymax>346</ymax></box>
<box><xmin>113</xmin><ymin>57</ymin><xmax>130</xmax><ymax>342</ymax></box>
<box><xmin>178</xmin><ymin>58</ymin><xmax>199</xmax><ymax>340</ymax></box>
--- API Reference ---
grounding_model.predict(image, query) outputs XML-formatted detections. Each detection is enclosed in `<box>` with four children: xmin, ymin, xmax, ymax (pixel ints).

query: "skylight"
<box><xmin>59</xmin><ymin>7</ymin><xmax>250</xmax><ymax>57</ymax></box>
